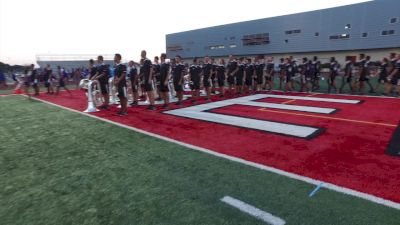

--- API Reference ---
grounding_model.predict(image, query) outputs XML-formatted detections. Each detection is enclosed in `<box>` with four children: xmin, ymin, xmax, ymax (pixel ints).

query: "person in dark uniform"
<box><xmin>159</xmin><ymin>53</ymin><xmax>171</xmax><ymax>108</ymax></box>
<box><xmin>113</xmin><ymin>53</ymin><xmax>128</xmax><ymax>115</ymax></box>
<box><xmin>152</xmin><ymin>56</ymin><xmax>162</xmax><ymax>101</ymax></box>
<box><xmin>173</xmin><ymin>55</ymin><xmax>186</xmax><ymax>105</ymax></box>
<box><xmin>311</xmin><ymin>56</ymin><xmax>321</xmax><ymax>91</ymax></box>
<box><xmin>244</xmin><ymin>58</ymin><xmax>254</xmax><ymax>93</ymax></box>
<box><xmin>227</xmin><ymin>55</ymin><xmax>238</xmax><ymax>94</ymax></box>
<box><xmin>357</xmin><ymin>54</ymin><xmax>375</xmax><ymax>94</ymax></box>
<box><xmin>203</xmin><ymin>56</ymin><xmax>213</xmax><ymax>101</ymax></box>
<box><xmin>375</xmin><ymin>57</ymin><xmax>389</xmax><ymax>95</ymax></box>
<box><xmin>328</xmin><ymin>57</ymin><xmax>340</xmax><ymax>93</ymax></box>
<box><xmin>210</xmin><ymin>58</ymin><xmax>217</xmax><ymax>94</ymax></box>
<box><xmin>22</xmin><ymin>67</ymin><xmax>32</xmax><ymax>98</ymax></box>
<box><xmin>29</xmin><ymin>64</ymin><xmax>39</xmax><ymax>96</ymax></box>
<box><xmin>284</xmin><ymin>58</ymin><xmax>295</xmax><ymax>92</ymax></box>
<box><xmin>298</xmin><ymin>57</ymin><xmax>308</xmax><ymax>92</ymax></box>
<box><xmin>216</xmin><ymin>58</ymin><xmax>226</xmax><ymax>97</ymax></box>
<box><xmin>128</xmin><ymin>60</ymin><xmax>139</xmax><ymax>106</ymax></box>
<box><xmin>189</xmin><ymin>57</ymin><xmax>202</xmax><ymax>104</ymax></box>
<box><xmin>88</xmin><ymin>59</ymin><xmax>97</xmax><ymax>79</ymax></box>
<box><xmin>388</xmin><ymin>53</ymin><xmax>400</xmax><ymax>96</ymax></box>
<box><xmin>385</xmin><ymin>53</ymin><xmax>399</xmax><ymax>95</ymax></box>
<box><xmin>235</xmin><ymin>57</ymin><xmax>245</xmax><ymax>95</ymax></box>
<box><xmin>140</xmin><ymin>50</ymin><xmax>155</xmax><ymax>110</ymax></box>
<box><xmin>278</xmin><ymin>58</ymin><xmax>285</xmax><ymax>90</ymax></box>
<box><xmin>254</xmin><ymin>55</ymin><xmax>265</xmax><ymax>92</ymax></box>
<box><xmin>92</xmin><ymin>55</ymin><xmax>110</xmax><ymax>109</ymax></box>
<box><xmin>304</xmin><ymin>59</ymin><xmax>314</xmax><ymax>93</ymax></box>
<box><xmin>55</xmin><ymin>65</ymin><xmax>72</xmax><ymax>95</ymax></box>
<box><xmin>339</xmin><ymin>56</ymin><xmax>354</xmax><ymax>94</ymax></box>
<box><xmin>43</xmin><ymin>64</ymin><xmax>54</xmax><ymax>94</ymax></box>
<box><xmin>264</xmin><ymin>57</ymin><xmax>274</xmax><ymax>91</ymax></box>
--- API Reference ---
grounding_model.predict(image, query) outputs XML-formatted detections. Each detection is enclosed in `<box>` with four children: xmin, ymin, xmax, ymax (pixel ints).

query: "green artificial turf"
<box><xmin>0</xmin><ymin>95</ymin><xmax>399</xmax><ymax>225</ymax></box>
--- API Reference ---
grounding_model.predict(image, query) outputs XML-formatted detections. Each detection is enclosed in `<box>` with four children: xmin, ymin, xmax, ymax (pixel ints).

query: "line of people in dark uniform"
<box><xmin>85</xmin><ymin>51</ymin><xmax>400</xmax><ymax>115</ymax></box>
<box><xmin>21</xmin><ymin>64</ymin><xmax>72</xmax><ymax>98</ymax></box>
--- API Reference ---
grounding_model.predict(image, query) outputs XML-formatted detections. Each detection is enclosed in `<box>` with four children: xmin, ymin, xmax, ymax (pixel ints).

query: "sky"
<box><xmin>0</xmin><ymin>0</ymin><xmax>370</xmax><ymax>65</ymax></box>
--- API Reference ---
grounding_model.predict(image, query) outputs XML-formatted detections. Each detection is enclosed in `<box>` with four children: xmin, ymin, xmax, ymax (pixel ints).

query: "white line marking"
<box><xmin>258</xmin><ymin>94</ymin><xmax>361</xmax><ymax>104</ymax></box>
<box><xmin>221</xmin><ymin>196</ymin><xmax>285</xmax><ymax>225</ymax></box>
<box><xmin>30</xmin><ymin>96</ymin><xmax>400</xmax><ymax>210</ymax></box>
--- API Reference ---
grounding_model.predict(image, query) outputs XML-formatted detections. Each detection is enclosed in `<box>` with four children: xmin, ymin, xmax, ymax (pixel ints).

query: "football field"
<box><xmin>1</xmin><ymin>90</ymin><xmax>400</xmax><ymax>224</ymax></box>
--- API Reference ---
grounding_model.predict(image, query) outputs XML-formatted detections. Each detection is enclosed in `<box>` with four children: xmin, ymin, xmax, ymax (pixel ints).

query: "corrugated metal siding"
<box><xmin>166</xmin><ymin>0</ymin><xmax>400</xmax><ymax>58</ymax></box>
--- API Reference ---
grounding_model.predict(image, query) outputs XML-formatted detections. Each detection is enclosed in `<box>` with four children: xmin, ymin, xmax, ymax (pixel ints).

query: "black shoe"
<box><xmin>219</xmin><ymin>95</ymin><xmax>224</xmax><ymax>98</ymax></box>
<box><xmin>129</xmin><ymin>101</ymin><xmax>138</xmax><ymax>106</ymax></box>
<box><xmin>100</xmin><ymin>105</ymin><xmax>109</xmax><ymax>110</ymax></box>
<box><xmin>155</xmin><ymin>97</ymin><xmax>162</xmax><ymax>101</ymax></box>
<box><xmin>147</xmin><ymin>105</ymin><xmax>156</xmax><ymax>110</ymax></box>
<box><xmin>175</xmin><ymin>101</ymin><xmax>182</xmax><ymax>106</ymax></box>
<box><xmin>162</xmin><ymin>104</ymin><xmax>169</xmax><ymax>110</ymax></box>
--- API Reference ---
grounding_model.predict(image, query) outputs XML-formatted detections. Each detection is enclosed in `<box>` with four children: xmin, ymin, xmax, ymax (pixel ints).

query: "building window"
<box><xmin>229</xmin><ymin>44</ymin><xmax>237</xmax><ymax>48</ymax></box>
<box><xmin>229</xmin><ymin>36</ymin><xmax>236</xmax><ymax>40</ymax></box>
<box><xmin>362</xmin><ymin>32</ymin><xmax>368</xmax><ymax>38</ymax></box>
<box><xmin>285</xmin><ymin>29</ymin><xmax>301</xmax><ymax>35</ymax></box>
<box><xmin>167</xmin><ymin>45</ymin><xmax>183</xmax><ymax>52</ymax></box>
<box><xmin>242</xmin><ymin>33</ymin><xmax>270</xmax><ymax>46</ymax></box>
<box><xmin>390</xmin><ymin>18</ymin><xmax>398</xmax><ymax>24</ymax></box>
<box><xmin>208</xmin><ymin>45</ymin><xmax>225</xmax><ymax>50</ymax></box>
<box><xmin>345</xmin><ymin>24</ymin><xmax>351</xmax><ymax>29</ymax></box>
<box><xmin>314</xmin><ymin>32</ymin><xmax>319</xmax><ymax>37</ymax></box>
<box><xmin>329</xmin><ymin>34</ymin><xmax>350</xmax><ymax>40</ymax></box>
<box><xmin>382</xmin><ymin>30</ymin><xmax>395</xmax><ymax>36</ymax></box>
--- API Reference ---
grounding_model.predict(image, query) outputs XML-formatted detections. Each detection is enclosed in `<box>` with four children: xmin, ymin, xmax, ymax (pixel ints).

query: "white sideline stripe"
<box><xmin>272</xmin><ymin>90</ymin><xmax>399</xmax><ymax>99</ymax></box>
<box><xmin>30</xmin><ymin>96</ymin><xmax>400</xmax><ymax>210</ymax></box>
<box><xmin>258</xmin><ymin>94</ymin><xmax>361</xmax><ymax>104</ymax></box>
<box><xmin>221</xmin><ymin>196</ymin><xmax>285</xmax><ymax>225</ymax></box>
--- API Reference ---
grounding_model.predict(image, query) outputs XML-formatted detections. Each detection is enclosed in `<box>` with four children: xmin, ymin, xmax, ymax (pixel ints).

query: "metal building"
<box><xmin>166</xmin><ymin>0</ymin><xmax>400</xmax><ymax>63</ymax></box>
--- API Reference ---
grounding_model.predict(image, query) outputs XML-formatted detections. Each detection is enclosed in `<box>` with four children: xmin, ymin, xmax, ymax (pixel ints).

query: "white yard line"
<box><xmin>221</xmin><ymin>196</ymin><xmax>285</xmax><ymax>225</ymax></box>
<box><xmin>30</xmin><ymin>96</ymin><xmax>400</xmax><ymax>210</ymax></box>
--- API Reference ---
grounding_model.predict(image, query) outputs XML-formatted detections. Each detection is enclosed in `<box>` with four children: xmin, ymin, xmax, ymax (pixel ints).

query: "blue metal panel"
<box><xmin>166</xmin><ymin>0</ymin><xmax>400</xmax><ymax>58</ymax></box>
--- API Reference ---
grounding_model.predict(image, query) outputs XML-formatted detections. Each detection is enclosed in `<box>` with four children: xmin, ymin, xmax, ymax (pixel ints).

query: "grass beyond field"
<box><xmin>1</xmin><ymin>95</ymin><xmax>400</xmax><ymax>225</ymax></box>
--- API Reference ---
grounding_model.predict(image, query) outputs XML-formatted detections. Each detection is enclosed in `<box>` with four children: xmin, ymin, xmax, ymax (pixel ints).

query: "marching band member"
<box><xmin>227</xmin><ymin>55</ymin><xmax>238</xmax><ymax>94</ymax></box>
<box><xmin>128</xmin><ymin>60</ymin><xmax>139</xmax><ymax>106</ymax></box>
<box><xmin>216</xmin><ymin>58</ymin><xmax>226</xmax><ymax>98</ymax></box>
<box><xmin>44</xmin><ymin>64</ymin><xmax>54</xmax><ymax>95</ymax></box>
<box><xmin>264</xmin><ymin>57</ymin><xmax>275</xmax><ymax>92</ymax></box>
<box><xmin>92</xmin><ymin>55</ymin><xmax>110</xmax><ymax>109</ymax></box>
<box><xmin>202</xmin><ymin>56</ymin><xmax>213</xmax><ymax>101</ymax></box>
<box><xmin>30</xmin><ymin>64</ymin><xmax>39</xmax><ymax>96</ymax></box>
<box><xmin>189</xmin><ymin>57</ymin><xmax>202</xmax><ymax>104</ymax></box>
<box><xmin>339</xmin><ymin>56</ymin><xmax>354</xmax><ymax>94</ymax></box>
<box><xmin>55</xmin><ymin>65</ymin><xmax>72</xmax><ymax>96</ymax></box>
<box><xmin>172</xmin><ymin>55</ymin><xmax>185</xmax><ymax>106</ymax></box>
<box><xmin>254</xmin><ymin>55</ymin><xmax>265</xmax><ymax>92</ymax></box>
<box><xmin>235</xmin><ymin>57</ymin><xmax>245</xmax><ymax>95</ymax></box>
<box><xmin>159</xmin><ymin>53</ymin><xmax>171</xmax><ymax>109</ymax></box>
<box><xmin>244</xmin><ymin>58</ymin><xmax>254</xmax><ymax>94</ymax></box>
<box><xmin>328</xmin><ymin>57</ymin><xmax>340</xmax><ymax>94</ymax></box>
<box><xmin>113</xmin><ymin>53</ymin><xmax>128</xmax><ymax>116</ymax></box>
<box><xmin>140</xmin><ymin>50</ymin><xmax>156</xmax><ymax>110</ymax></box>
<box><xmin>153</xmin><ymin>56</ymin><xmax>162</xmax><ymax>101</ymax></box>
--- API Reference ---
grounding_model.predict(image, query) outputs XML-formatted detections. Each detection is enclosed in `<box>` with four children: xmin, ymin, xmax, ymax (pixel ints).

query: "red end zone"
<box><xmin>36</xmin><ymin>90</ymin><xmax>400</xmax><ymax>204</ymax></box>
